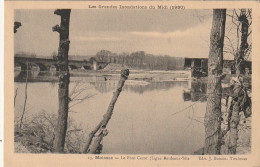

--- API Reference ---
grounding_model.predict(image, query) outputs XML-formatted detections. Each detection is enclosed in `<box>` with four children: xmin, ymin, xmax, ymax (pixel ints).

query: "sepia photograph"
<box><xmin>12</xmin><ymin>8</ymin><xmax>252</xmax><ymax>156</ymax></box>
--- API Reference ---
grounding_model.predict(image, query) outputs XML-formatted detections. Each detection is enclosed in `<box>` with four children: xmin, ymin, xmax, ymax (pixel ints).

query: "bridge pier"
<box><xmin>49</xmin><ymin>64</ymin><xmax>60</xmax><ymax>71</ymax></box>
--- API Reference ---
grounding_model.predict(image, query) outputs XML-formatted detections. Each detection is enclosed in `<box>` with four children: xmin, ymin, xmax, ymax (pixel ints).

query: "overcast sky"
<box><xmin>7</xmin><ymin>0</ymin><xmax>254</xmax><ymax>1</ymax></box>
<box><xmin>14</xmin><ymin>9</ymin><xmax>241</xmax><ymax>59</ymax></box>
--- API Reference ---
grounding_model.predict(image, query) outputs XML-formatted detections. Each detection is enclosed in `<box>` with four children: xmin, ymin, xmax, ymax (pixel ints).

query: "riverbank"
<box><xmin>194</xmin><ymin>92</ymin><xmax>252</xmax><ymax>155</ymax></box>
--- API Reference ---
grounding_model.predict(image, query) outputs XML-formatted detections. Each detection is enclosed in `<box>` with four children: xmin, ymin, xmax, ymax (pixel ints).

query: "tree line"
<box><xmin>94</xmin><ymin>50</ymin><xmax>185</xmax><ymax>70</ymax></box>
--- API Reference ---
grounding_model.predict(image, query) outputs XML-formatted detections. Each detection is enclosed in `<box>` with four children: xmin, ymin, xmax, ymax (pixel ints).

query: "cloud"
<box><xmin>129</xmin><ymin>19</ymin><xmax>212</xmax><ymax>39</ymax></box>
<box><xmin>130</xmin><ymin>31</ymin><xmax>190</xmax><ymax>38</ymax></box>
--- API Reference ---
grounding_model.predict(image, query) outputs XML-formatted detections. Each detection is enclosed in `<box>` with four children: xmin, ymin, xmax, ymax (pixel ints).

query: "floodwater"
<box><xmin>14</xmin><ymin>73</ymin><xmax>207</xmax><ymax>154</ymax></box>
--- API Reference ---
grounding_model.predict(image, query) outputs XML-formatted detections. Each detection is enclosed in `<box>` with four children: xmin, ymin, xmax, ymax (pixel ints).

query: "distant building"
<box><xmin>184</xmin><ymin>58</ymin><xmax>252</xmax><ymax>78</ymax></box>
<box><xmin>184</xmin><ymin>58</ymin><xmax>208</xmax><ymax>78</ymax></box>
<box><xmin>93</xmin><ymin>60</ymin><xmax>97</xmax><ymax>70</ymax></box>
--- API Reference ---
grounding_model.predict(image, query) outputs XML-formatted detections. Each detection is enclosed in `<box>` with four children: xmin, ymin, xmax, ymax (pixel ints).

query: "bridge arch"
<box><xmin>35</xmin><ymin>63</ymin><xmax>47</xmax><ymax>71</ymax></box>
<box><xmin>81</xmin><ymin>65</ymin><xmax>91</xmax><ymax>70</ymax></box>
<box><xmin>50</xmin><ymin>64</ymin><xmax>59</xmax><ymax>71</ymax></box>
<box><xmin>69</xmin><ymin>65</ymin><xmax>78</xmax><ymax>70</ymax></box>
<box><xmin>15</xmin><ymin>62</ymin><xmax>28</xmax><ymax>71</ymax></box>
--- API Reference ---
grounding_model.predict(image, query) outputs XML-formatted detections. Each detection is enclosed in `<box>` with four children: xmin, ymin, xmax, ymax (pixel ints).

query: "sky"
<box><xmin>14</xmin><ymin>9</ymin><xmax>245</xmax><ymax>59</ymax></box>
<box><xmin>7</xmin><ymin>0</ymin><xmax>255</xmax><ymax>1</ymax></box>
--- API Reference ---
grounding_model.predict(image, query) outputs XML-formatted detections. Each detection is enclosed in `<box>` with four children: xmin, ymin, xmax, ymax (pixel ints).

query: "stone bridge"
<box><xmin>14</xmin><ymin>56</ymin><xmax>108</xmax><ymax>71</ymax></box>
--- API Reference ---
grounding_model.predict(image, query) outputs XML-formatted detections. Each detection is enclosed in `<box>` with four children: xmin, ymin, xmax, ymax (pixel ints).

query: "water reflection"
<box><xmin>15</xmin><ymin>70</ymin><xmax>208</xmax><ymax>100</ymax></box>
<box><xmin>182</xmin><ymin>81</ymin><xmax>239</xmax><ymax>102</ymax></box>
<box><xmin>15</xmin><ymin>70</ymin><xmax>191</xmax><ymax>94</ymax></box>
<box><xmin>183</xmin><ymin>81</ymin><xmax>207</xmax><ymax>102</ymax></box>
<box><xmin>90</xmin><ymin>80</ymin><xmax>189</xmax><ymax>94</ymax></box>
<box><xmin>15</xmin><ymin>69</ymin><xmax>209</xmax><ymax>103</ymax></box>
<box><xmin>15</xmin><ymin>70</ymin><xmax>113</xmax><ymax>82</ymax></box>
<box><xmin>15</xmin><ymin>70</ymin><xmax>59</xmax><ymax>82</ymax></box>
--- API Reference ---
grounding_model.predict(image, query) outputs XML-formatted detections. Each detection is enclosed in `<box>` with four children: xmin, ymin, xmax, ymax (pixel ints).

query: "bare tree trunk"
<box><xmin>84</xmin><ymin>69</ymin><xmax>130</xmax><ymax>154</ymax></box>
<box><xmin>204</xmin><ymin>9</ymin><xmax>226</xmax><ymax>155</ymax></box>
<box><xmin>52</xmin><ymin>9</ymin><xmax>71</xmax><ymax>153</ymax></box>
<box><xmin>19</xmin><ymin>62</ymin><xmax>29</xmax><ymax>129</ymax></box>
<box><xmin>83</xmin><ymin>122</ymin><xmax>101</xmax><ymax>153</ymax></box>
<box><xmin>225</xmin><ymin>79</ymin><xmax>248</xmax><ymax>154</ymax></box>
<box><xmin>235</xmin><ymin>9</ymin><xmax>249</xmax><ymax>75</ymax></box>
<box><xmin>228</xmin><ymin>100</ymin><xmax>240</xmax><ymax>154</ymax></box>
<box><xmin>14</xmin><ymin>88</ymin><xmax>18</xmax><ymax>107</ymax></box>
<box><xmin>226</xmin><ymin>9</ymin><xmax>250</xmax><ymax>154</ymax></box>
<box><xmin>14</xmin><ymin>22</ymin><xmax>20</xmax><ymax>108</ymax></box>
<box><xmin>88</xmin><ymin>128</ymin><xmax>107</xmax><ymax>154</ymax></box>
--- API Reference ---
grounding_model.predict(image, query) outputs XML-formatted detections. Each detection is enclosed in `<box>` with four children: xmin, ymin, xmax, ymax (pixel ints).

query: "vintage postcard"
<box><xmin>3</xmin><ymin>1</ymin><xmax>260</xmax><ymax>166</ymax></box>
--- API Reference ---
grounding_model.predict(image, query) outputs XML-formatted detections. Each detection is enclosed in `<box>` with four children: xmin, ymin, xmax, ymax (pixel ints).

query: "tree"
<box><xmin>52</xmin><ymin>51</ymin><xmax>58</xmax><ymax>61</ymax></box>
<box><xmin>224</xmin><ymin>9</ymin><xmax>252</xmax><ymax>75</ymax></box>
<box><xmin>234</xmin><ymin>9</ymin><xmax>251</xmax><ymax>75</ymax></box>
<box><xmin>14</xmin><ymin>21</ymin><xmax>22</xmax><ymax>33</ymax></box>
<box><xmin>89</xmin><ymin>57</ymin><xmax>96</xmax><ymax>64</ymax></box>
<box><xmin>84</xmin><ymin>69</ymin><xmax>130</xmax><ymax>154</ymax></box>
<box><xmin>52</xmin><ymin>9</ymin><xmax>71</xmax><ymax>153</ymax></box>
<box><xmin>204</xmin><ymin>9</ymin><xmax>226</xmax><ymax>155</ymax></box>
<box><xmin>14</xmin><ymin>21</ymin><xmax>27</xmax><ymax>128</ymax></box>
<box><xmin>225</xmin><ymin>9</ymin><xmax>252</xmax><ymax>154</ymax></box>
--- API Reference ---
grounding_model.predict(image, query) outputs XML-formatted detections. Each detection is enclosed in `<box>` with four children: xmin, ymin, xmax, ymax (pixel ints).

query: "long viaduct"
<box><xmin>14</xmin><ymin>56</ymin><xmax>107</xmax><ymax>71</ymax></box>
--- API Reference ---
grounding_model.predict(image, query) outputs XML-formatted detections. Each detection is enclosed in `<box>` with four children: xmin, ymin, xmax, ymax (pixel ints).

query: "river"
<box><xmin>14</xmin><ymin>73</ymin><xmax>207</xmax><ymax>154</ymax></box>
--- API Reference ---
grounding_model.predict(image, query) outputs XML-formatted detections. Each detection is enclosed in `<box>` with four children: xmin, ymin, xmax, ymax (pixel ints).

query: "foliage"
<box><xmin>95</xmin><ymin>50</ymin><xmax>185</xmax><ymax>71</ymax></box>
<box><xmin>14</xmin><ymin>112</ymin><xmax>89</xmax><ymax>153</ymax></box>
